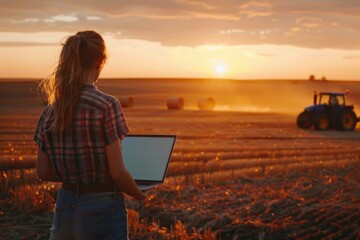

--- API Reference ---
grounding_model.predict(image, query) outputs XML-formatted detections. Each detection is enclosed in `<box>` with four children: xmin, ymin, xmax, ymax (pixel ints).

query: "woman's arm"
<box><xmin>106</xmin><ymin>139</ymin><xmax>146</xmax><ymax>201</ymax></box>
<box><xmin>36</xmin><ymin>148</ymin><xmax>62</xmax><ymax>182</ymax></box>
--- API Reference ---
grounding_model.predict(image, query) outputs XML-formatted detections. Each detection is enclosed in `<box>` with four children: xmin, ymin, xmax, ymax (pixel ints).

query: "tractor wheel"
<box><xmin>297</xmin><ymin>111</ymin><xmax>312</xmax><ymax>129</ymax></box>
<box><xmin>314</xmin><ymin>113</ymin><xmax>329</xmax><ymax>131</ymax></box>
<box><xmin>338</xmin><ymin>109</ymin><xmax>357</xmax><ymax>131</ymax></box>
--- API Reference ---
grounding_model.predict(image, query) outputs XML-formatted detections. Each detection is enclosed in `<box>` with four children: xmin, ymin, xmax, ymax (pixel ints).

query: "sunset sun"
<box><xmin>214</xmin><ymin>64</ymin><xmax>228</xmax><ymax>75</ymax></box>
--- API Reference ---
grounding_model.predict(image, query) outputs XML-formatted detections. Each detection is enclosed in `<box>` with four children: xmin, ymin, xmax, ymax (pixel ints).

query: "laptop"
<box><xmin>121</xmin><ymin>134</ymin><xmax>176</xmax><ymax>190</ymax></box>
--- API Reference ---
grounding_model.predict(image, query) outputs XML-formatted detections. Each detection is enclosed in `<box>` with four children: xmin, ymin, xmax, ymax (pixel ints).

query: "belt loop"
<box><xmin>76</xmin><ymin>183</ymin><xmax>80</xmax><ymax>198</ymax></box>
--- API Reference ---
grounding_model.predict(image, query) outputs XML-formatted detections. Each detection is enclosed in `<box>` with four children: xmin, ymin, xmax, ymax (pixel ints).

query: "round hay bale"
<box><xmin>166</xmin><ymin>97</ymin><xmax>184</xmax><ymax>110</ymax></box>
<box><xmin>198</xmin><ymin>97</ymin><xmax>215</xmax><ymax>111</ymax></box>
<box><xmin>119</xmin><ymin>96</ymin><xmax>135</xmax><ymax>108</ymax></box>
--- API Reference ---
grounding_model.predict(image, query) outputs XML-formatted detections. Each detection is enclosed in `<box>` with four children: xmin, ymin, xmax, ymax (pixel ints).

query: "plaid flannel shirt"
<box><xmin>33</xmin><ymin>84</ymin><xmax>129</xmax><ymax>184</ymax></box>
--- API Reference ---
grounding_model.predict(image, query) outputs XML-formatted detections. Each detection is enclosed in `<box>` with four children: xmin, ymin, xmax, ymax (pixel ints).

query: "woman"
<box><xmin>33</xmin><ymin>30</ymin><xmax>147</xmax><ymax>240</ymax></box>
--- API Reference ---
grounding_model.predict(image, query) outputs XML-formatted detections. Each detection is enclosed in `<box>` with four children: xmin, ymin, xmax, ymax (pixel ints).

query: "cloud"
<box><xmin>296</xmin><ymin>17</ymin><xmax>322</xmax><ymax>28</ymax></box>
<box><xmin>343</xmin><ymin>55</ymin><xmax>360</xmax><ymax>60</ymax></box>
<box><xmin>86</xmin><ymin>16</ymin><xmax>102</xmax><ymax>21</ymax></box>
<box><xmin>44</xmin><ymin>14</ymin><xmax>78</xmax><ymax>23</ymax></box>
<box><xmin>0</xmin><ymin>0</ymin><xmax>360</xmax><ymax>49</ymax></box>
<box><xmin>254</xmin><ymin>52</ymin><xmax>277</xmax><ymax>57</ymax></box>
<box><xmin>0</xmin><ymin>42</ymin><xmax>57</xmax><ymax>47</ymax></box>
<box><xmin>0</xmin><ymin>31</ymin><xmax>70</xmax><ymax>47</ymax></box>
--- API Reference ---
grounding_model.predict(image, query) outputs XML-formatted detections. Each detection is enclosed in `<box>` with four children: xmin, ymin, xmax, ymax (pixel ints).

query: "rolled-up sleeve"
<box><xmin>33</xmin><ymin>106</ymin><xmax>48</xmax><ymax>153</ymax></box>
<box><xmin>102</xmin><ymin>98</ymin><xmax>130</xmax><ymax>145</ymax></box>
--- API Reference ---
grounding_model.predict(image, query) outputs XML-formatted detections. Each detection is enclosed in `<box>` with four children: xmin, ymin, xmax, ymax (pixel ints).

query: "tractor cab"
<box><xmin>317</xmin><ymin>92</ymin><xmax>345</xmax><ymax>106</ymax></box>
<box><xmin>298</xmin><ymin>91</ymin><xmax>358</xmax><ymax>131</ymax></box>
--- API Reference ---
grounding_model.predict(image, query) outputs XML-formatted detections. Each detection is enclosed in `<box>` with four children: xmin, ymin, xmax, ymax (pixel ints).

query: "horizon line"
<box><xmin>0</xmin><ymin>77</ymin><xmax>359</xmax><ymax>83</ymax></box>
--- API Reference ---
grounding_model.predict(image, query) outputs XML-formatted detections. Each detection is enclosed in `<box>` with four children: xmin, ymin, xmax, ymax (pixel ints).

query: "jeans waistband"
<box><xmin>62</xmin><ymin>183</ymin><xmax>121</xmax><ymax>197</ymax></box>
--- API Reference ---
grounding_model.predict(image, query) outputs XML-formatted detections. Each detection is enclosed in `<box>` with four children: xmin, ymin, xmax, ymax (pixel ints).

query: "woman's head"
<box><xmin>59</xmin><ymin>31</ymin><xmax>107</xmax><ymax>75</ymax></box>
<box><xmin>40</xmin><ymin>30</ymin><xmax>107</xmax><ymax>131</ymax></box>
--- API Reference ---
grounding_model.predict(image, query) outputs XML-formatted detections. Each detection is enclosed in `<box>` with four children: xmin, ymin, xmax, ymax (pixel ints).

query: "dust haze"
<box><xmin>98</xmin><ymin>78</ymin><xmax>360</xmax><ymax>116</ymax></box>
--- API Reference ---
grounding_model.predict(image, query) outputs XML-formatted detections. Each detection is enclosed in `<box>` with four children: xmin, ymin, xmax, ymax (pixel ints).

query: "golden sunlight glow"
<box><xmin>214</xmin><ymin>64</ymin><xmax>228</xmax><ymax>75</ymax></box>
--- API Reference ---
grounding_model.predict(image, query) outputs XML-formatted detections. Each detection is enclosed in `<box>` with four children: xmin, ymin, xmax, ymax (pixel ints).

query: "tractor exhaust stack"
<box><xmin>313</xmin><ymin>91</ymin><xmax>317</xmax><ymax>105</ymax></box>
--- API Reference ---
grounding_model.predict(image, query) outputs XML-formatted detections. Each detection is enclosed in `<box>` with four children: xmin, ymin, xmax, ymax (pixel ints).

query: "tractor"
<box><xmin>297</xmin><ymin>91</ymin><xmax>359</xmax><ymax>131</ymax></box>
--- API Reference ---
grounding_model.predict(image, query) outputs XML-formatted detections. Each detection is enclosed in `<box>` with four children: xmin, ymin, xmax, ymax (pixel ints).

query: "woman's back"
<box><xmin>35</xmin><ymin>84</ymin><xmax>129</xmax><ymax>184</ymax></box>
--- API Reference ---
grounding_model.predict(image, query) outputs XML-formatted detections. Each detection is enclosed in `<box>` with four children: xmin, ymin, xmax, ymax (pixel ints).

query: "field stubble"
<box><xmin>1</xmin><ymin>80</ymin><xmax>360</xmax><ymax>239</ymax></box>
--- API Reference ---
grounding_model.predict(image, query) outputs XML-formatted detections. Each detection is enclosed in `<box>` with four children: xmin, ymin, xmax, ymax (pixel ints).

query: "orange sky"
<box><xmin>0</xmin><ymin>1</ymin><xmax>360</xmax><ymax>80</ymax></box>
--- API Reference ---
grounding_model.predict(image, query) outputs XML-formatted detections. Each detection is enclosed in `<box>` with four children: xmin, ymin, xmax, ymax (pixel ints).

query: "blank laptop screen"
<box><xmin>121</xmin><ymin>135</ymin><xmax>176</xmax><ymax>181</ymax></box>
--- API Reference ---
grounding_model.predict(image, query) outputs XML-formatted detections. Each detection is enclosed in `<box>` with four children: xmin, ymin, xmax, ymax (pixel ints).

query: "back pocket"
<box><xmin>80</xmin><ymin>207</ymin><xmax>114</xmax><ymax>237</ymax></box>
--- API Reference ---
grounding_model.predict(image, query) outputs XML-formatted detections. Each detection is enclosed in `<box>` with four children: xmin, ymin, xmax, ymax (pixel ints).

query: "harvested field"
<box><xmin>1</xmin><ymin>79</ymin><xmax>360</xmax><ymax>239</ymax></box>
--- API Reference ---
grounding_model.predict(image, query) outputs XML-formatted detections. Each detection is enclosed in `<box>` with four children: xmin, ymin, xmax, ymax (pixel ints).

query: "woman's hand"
<box><xmin>106</xmin><ymin>139</ymin><xmax>148</xmax><ymax>201</ymax></box>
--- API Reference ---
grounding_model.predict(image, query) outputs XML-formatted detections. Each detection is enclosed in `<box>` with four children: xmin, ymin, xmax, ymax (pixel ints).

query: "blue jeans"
<box><xmin>49</xmin><ymin>188</ymin><xmax>128</xmax><ymax>240</ymax></box>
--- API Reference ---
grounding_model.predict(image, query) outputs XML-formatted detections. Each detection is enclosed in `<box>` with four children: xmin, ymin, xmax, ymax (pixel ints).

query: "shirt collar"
<box><xmin>82</xmin><ymin>83</ymin><xmax>97</xmax><ymax>90</ymax></box>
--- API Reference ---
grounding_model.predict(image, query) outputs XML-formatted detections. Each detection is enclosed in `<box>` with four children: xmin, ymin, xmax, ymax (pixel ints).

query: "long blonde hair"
<box><xmin>39</xmin><ymin>31</ymin><xmax>107</xmax><ymax>132</ymax></box>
